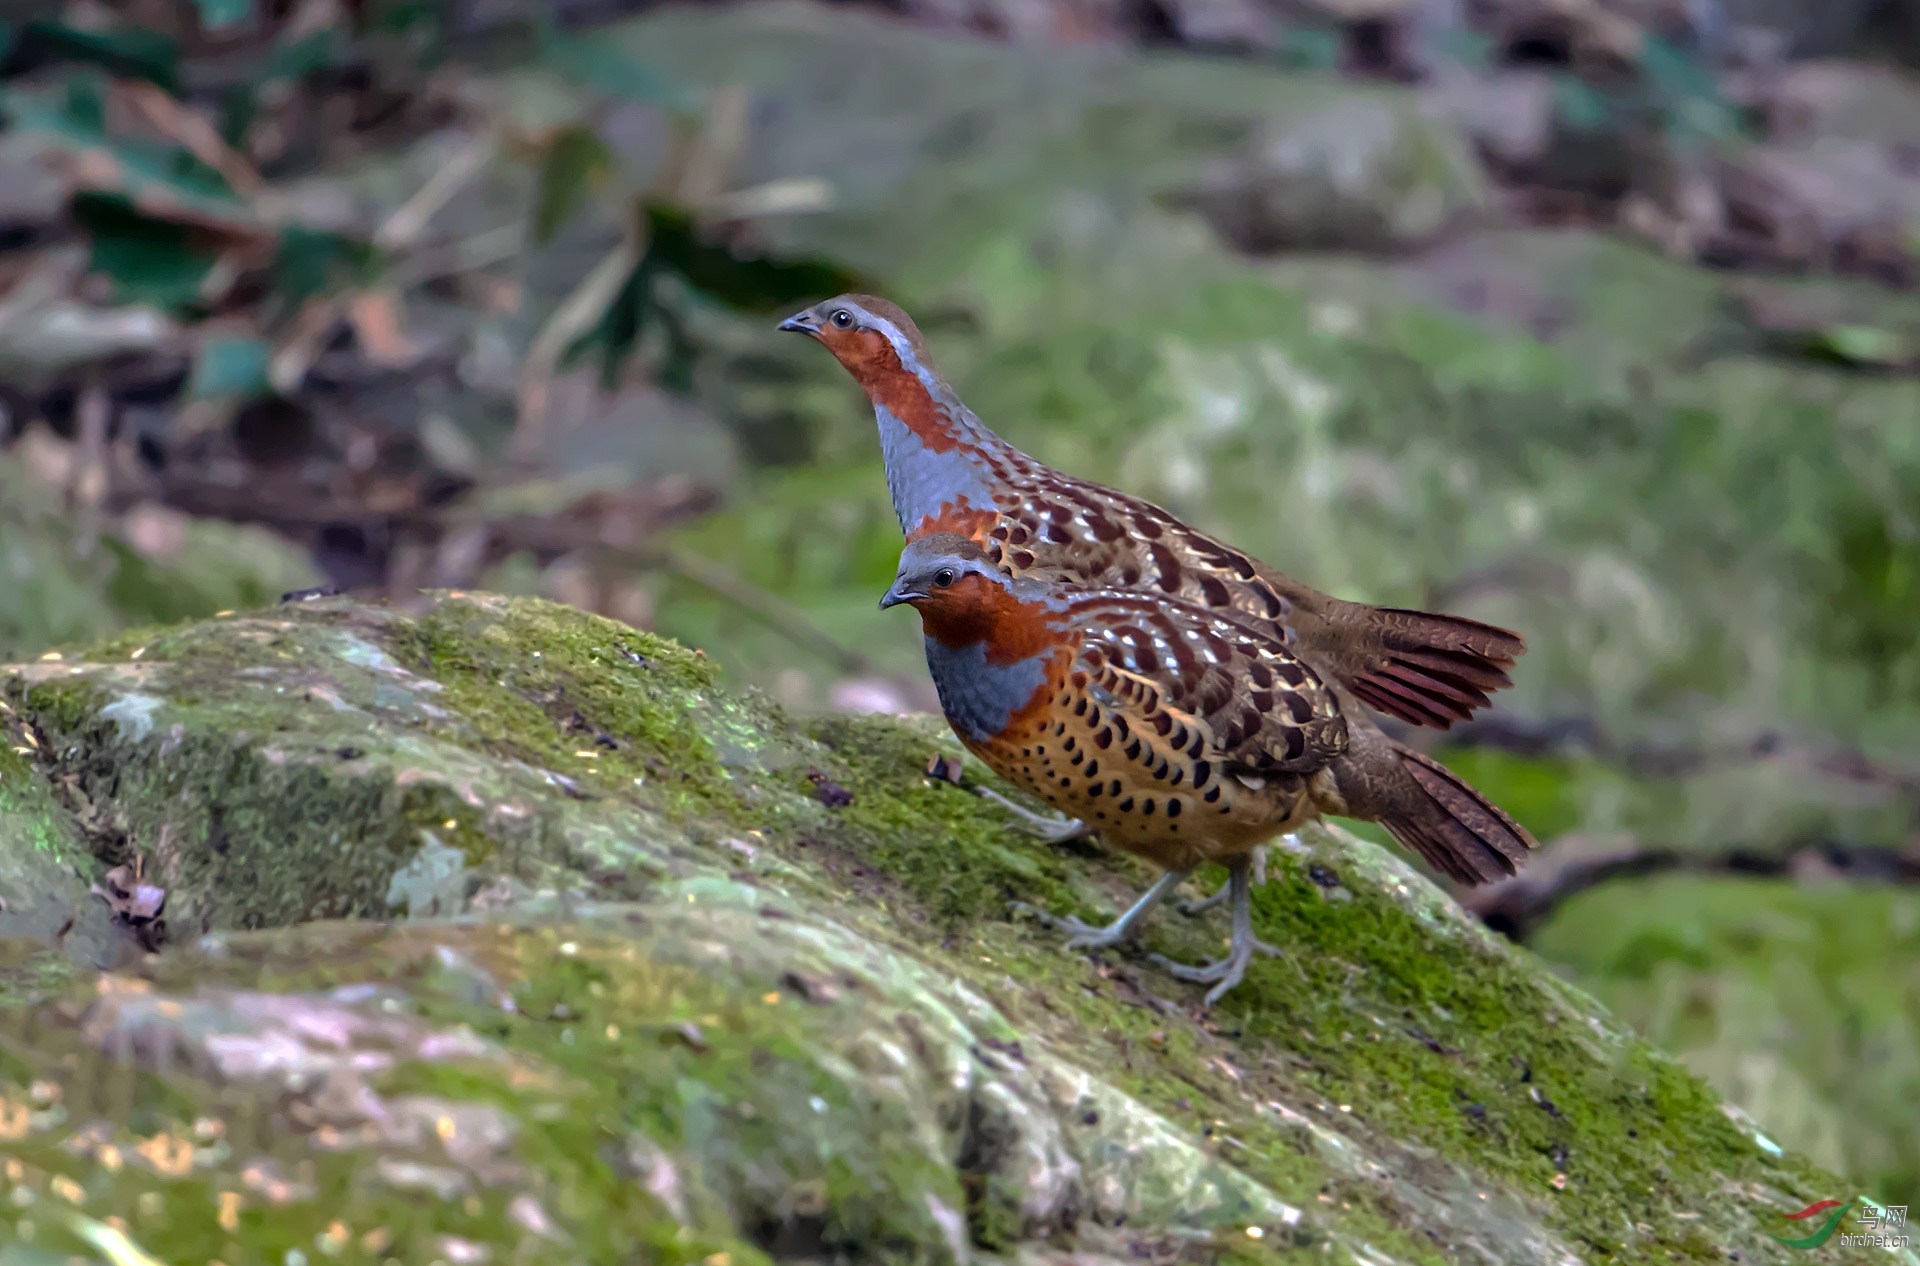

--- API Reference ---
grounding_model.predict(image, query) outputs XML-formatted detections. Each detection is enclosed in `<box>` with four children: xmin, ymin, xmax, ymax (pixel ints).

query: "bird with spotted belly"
<box><xmin>881</xmin><ymin>533</ymin><xmax>1536</xmax><ymax>1005</ymax></box>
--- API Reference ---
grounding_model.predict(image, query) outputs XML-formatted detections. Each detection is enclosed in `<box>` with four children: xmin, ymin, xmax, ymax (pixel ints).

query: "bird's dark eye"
<box><xmin>830</xmin><ymin>309</ymin><xmax>855</xmax><ymax>329</ymax></box>
<box><xmin>932</xmin><ymin>568</ymin><xmax>956</xmax><ymax>588</ymax></box>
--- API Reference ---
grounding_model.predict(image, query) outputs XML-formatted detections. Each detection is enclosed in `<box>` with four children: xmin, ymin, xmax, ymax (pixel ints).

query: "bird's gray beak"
<box><xmin>778</xmin><ymin>310</ymin><xmax>818</xmax><ymax>336</ymax></box>
<box><xmin>878</xmin><ymin>580</ymin><xmax>922</xmax><ymax>611</ymax></box>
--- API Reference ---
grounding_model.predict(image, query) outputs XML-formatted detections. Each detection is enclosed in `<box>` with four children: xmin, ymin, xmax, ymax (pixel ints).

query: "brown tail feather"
<box><xmin>1345</xmin><ymin>609</ymin><xmax>1523</xmax><ymax>730</ymax></box>
<box><xmin>1391</xmin><ymin>745</ymin><xmax>1535</xmax><ymax>883</ymax></box>
<box><xmin>1255</xmin><ymin>568</ymin><xmax>1525</xmax><ymax>731</ymax></box>
<box><xmin>1329</xmin><ymin>732</ymin><xmax>1537</xmax><ymax>886</ymax></box>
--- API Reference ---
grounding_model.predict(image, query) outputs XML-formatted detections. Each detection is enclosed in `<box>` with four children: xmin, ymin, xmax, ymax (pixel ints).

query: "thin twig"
<box><xmin>510</xmin><ymin>223</ymin><xmax>647</xmax><ymax>464</ymax></box>
<box><xmin>269</xmin><ymin>293</ymin><xmax>352</xmax><ymax>394</ymax></box>
<box><xmin>665</xmin><ymin>84</ymin><xmax>749</xmax><ymax>207</ymax></box>
<box><xmin>71</xmin><ymin>377</ymin><xmax>110</xmax><ymax>560</ymax></box>
<box><xmin>705</xmin><ymin>177</ymin><xmax>835</xmax><ymax>220</ymax></box>
<box><xmin>374</xmin><ymin>134</ymin><xmax>496</xmax><ymax>252</ymax></box>
<box><xmin>115</xmin><ymin>80</ymin><xmax>265</xmax><ymax>196</ymax></box>
<box><xmin>656</xmin><ymin>543</ymin><xmax>869</xmax><ymax>676</ymax></box>
<box><xmin>385</xmin><ymin>224</ymin><xmax>525</xmax><ymax>288</ymax></box>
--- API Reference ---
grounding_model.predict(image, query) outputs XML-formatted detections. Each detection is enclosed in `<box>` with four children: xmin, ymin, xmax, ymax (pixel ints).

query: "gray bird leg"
<box><xmin>972</xmin><ymin>785</ymin><xmax>1092</xmax><ymax>843</ymax></box>
<box><xmin>1178</xmin><ymin>844</ymin><xmax>1270</xmax><ymax>916</ymax></box>
<box><xmin>1151</xmin><ymin>854</ymin><xmax>1285</xmax><ymax>1005</ymax></box>
<box><xmin>1012</xmin><ymin>868</ymin><xmax>1190</xmax><ymax>952</ymax></box>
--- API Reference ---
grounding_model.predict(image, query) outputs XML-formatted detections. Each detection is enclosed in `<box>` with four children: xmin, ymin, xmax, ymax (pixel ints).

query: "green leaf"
<box><xmin>642</xmin><ymin>204</ymin><xmax>862</xmax><ymax>312</ymax></box>
<box><xmin>539</xmin><ymin>24</ymin><xmax>694</xmax><ymax>113</ymax></box>
<box><xmin>365</xmin><ymin>0</ymin><xmax>447</xmax><ymax>37</ymax></box>
<box><xmin>1639</xmin><ymin>34</ymin><xmax>1739</xmax><ymax>142</ymax></box>
<box><xmin>1550</xmin><ymin>73</ymin><xmax>1610</xmax><ymax>132</ymax></box>
<box><xmin>1432</xmin><ymin>28</ymin><xmax>1495</xmax><ymax>70</ymax></box>
<box><xmin>652</xmin><ymin>294</ymin><xmax>696</xmax><ymax>393</ymax></box>
<box><xmin>222</xmin><ymin>27</ymin><xmax>343</xmax><ymax>146</ymax></box>
<box><xmin>1272</xmin><ymin>25</ymin><xmax>1342</xmax><ymax>73</ymax></box>
<box><xmin>563</xmin><ymin>256</ymin><xmax>654</xmax><ymax>385</ymax></box>
<box><xmin>72</xmin><ymin>194</ymin><xmax>218</xmax><ymax>311</ymax></box>
<box><xmin>262</xmin><ymin>29</ymin><xmax>343</xmax><ymax>84</ymax></box>
<box><xmin>63</xmin><ymin>74</ymin><xmax>103</xmax><ymax>130</ymax></box>
<box><xmin>534</xmin><ymin>126</ymin><xmax>614</xmax><ymax>244</ymax></box>
<box><xmin>189</xmin><ymin>337</ymin><xmax>272</xmax><ymax>401</ymax></box>
<box><xmin>276</xmin><ymin>226</ymin><xmax>378</xmax><ymax>308</ymax></box>
<box><xmin>1810</xmin><ymin>324</ymin><xmax>1912</xmax><ymax>369</ymax></box>
<box><xmin>2</xmin><ymin>78</ymin><xmax>250</xmax><ymax>228</ymax></box>
<box><xmin>14</xmin><ymin>21</ymin><xmax>179</xmax><ymax>93</ymax></box>
<box><xmin>190</xmin><ymin>0</ymin><xmax>252</xmax><ymax>31</ymax></box>
<box><xmin>1637</xmin><ymin>35</ymin><xmax>1719</xmax><ymax>107</ymax></box>
<box><xmin>556</xmin><ymin>203</ymin><xmax>862</xmax><ymax>388</ymax></box>
<box><xmin>218</xmin><ymin>86</ymin><xmax>255</xmax><ymax>148</ymax></box>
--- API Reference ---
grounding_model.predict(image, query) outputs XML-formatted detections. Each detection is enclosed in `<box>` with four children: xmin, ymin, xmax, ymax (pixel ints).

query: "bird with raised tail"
<box><xmin>880</xmin><ymin>534</ymin><xmax>1535</xmax><ymax>1005</ymax></box>
<box><xmin>781</xmin><ymin>293</ymin><xmax>1538</xmax><ymax>909</ymax></box>
<box><xmin>779</xmin><ymin>293</ymin><xmax>1526</xmax><ymax>733</ymax></box>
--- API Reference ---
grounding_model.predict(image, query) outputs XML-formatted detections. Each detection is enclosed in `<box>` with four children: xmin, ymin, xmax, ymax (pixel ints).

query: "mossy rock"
<box><xmin>0</xmin><ymin>454</ymin><xmax>319</xmax><ymax>663</ymax></box>
<box><xmin>0</xmin><ymin>735</ymin><xmax>118</xmax><ymax>997</ymax></box>
<box><xmin>1534</xmin><ymin>873</ymin><xmax>1920</xmax><ymax>1207</ymax></box>
<box><xmin>0</xmin><ymin>595</ymin><xmax>1875</xmax><ymax>1263</ymax></box>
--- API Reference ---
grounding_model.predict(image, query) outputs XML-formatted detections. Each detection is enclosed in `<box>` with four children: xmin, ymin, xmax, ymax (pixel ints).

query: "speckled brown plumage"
<box><xmin>781</xmin><ymin>294</ymin><xmax>1526</xmax><ymax>732</ymax></box>
<box><xmin>880</xmin><ymin>535</ymin><xmax>1537</xmax><ymax>1003</ymax></box>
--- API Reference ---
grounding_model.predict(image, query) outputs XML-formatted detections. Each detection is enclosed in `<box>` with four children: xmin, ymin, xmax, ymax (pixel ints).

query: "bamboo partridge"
<box><xmin>780</xmin><ymin>294</ymin><xmax>1525</xmax><ymax>732</ymax></box>
<box><xmin>881</xmin><ymin>533</ymin><xmax>1534</xmax><ymax>1005</ymax></box>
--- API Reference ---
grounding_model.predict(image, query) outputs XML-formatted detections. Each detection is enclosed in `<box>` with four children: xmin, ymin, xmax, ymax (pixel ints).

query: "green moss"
<box><xmin>8</xmin><ymin>672</ymin><xmax>108</xmax><ymax>738</ymax></box>
<box><xmin>384</xmin><ymin>595</ymin><xmax>765</xmax><ymax>820</ymax></box>
<box><xmin>0</xmin><ymin>746</ymin><xmax>67</xmax><ymax>866</ymax></box>
<box><xmin>801</xmin><ymin>714</ymin><xmax>1088</xmax><ymax>927</ymax></box>
<box><xmin>0</xmin><ymin>593</ymin><xmax>1873</xmax><ymax>1265</ymax></box>
<box><xmin>1534</xmin><ymin>875</ymin><xmax>1920</xmax><ymax>1203</ymax></box>
<box><xmin>0</xmin><ymin>932</ymin><xmax>761</xmax><ymax>1265</ymax></box>
<box><xmin>784</xmin><ymin>718</ymin><xmax>1842</xmax><ymax>1261</ymax></box>
<box><xmin>883</xmin><ymin>830</ymin><xmax>1835</xmax><ymax>1266</ymax></box>
<box><xmin>1217</xmin><ymin>845</ymin><xmax>1762</xmax><ymax>1258</ymax></box>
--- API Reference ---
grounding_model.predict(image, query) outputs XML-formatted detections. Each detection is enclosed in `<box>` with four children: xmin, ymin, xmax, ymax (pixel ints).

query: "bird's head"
<box><xmin>778</xmin><ymin>294</ymin><xmax>936</xmax><ymax>384</ymax></box>
<box><xmin>880</xmin><ymin>534</ymin><xmax>1002</xmax><ymax>614</ymax></box>
<box><xmin>880</xmin><ymin>534</ymin><xmax>1061</xmax><ymax>660</ymax></box>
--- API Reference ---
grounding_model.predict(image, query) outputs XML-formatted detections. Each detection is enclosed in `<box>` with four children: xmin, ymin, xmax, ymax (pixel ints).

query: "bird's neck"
<box><xmin>916</xmin><ymin>599</ymin><xmax>1066</xmax><ymax>743</ymax></box>
<box><xmin>922</xmin><ymin>636</ymin><xmax>1055</xmax><ymax>742</ymax></box>
<box><xmin>838</xmin><ymin>333</ymin><xmax>1014</xmax><ymax>538</ymax></box>
<box><xmin>916</xmin><ymin>588</ymin><xmax>1066</xmax><ymax>668</ymax></box>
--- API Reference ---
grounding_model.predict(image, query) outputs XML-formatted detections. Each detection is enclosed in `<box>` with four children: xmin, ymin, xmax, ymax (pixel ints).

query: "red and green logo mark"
<box><xmin>1770</xmin><ymin>1199</ymin><xmax>1857</xmax><ymax>1249</ymax></box>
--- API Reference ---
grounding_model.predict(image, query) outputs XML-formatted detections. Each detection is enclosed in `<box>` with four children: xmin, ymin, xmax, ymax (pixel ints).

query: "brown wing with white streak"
<box><xmin>979</xmin><ymin>470</ymin><xmax>1523</xmax><ymax>731</ymax></box>
<box><xmin>1063</xmin><ymin>592</ymin><xmax>1349</xmax><ymax>778</ymax></box>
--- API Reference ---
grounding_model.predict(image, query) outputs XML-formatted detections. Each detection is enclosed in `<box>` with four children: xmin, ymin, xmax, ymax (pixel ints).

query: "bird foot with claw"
<box><xmin>1008</xmin><ymin>902</ymin><xmax>1133</xmax><ymax>952</ymax></box>
<box><xmin>1149</xmin><ymin>939</ymin><xmax>1285</xmax><ymax>1006</ymax></box>
<box><xmin>1178</xmin><ymin>884</ymin><xmax>1231</xmax><ymax>917</ymax></box>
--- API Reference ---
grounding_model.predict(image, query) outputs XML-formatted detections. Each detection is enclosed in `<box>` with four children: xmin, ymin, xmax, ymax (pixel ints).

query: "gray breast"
<box><xmin>876</xmin><ymin>405</ymin><xmax>997</xmax><ymax>532</ymax></box>
<box><xmin>923</xmin><ymin>637</ymin><xmax>1050</xmax><ymax>741</ymax></box>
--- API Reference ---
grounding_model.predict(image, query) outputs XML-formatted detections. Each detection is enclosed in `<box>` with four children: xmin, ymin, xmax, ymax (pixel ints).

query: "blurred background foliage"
<box><xmin>1</xmin><ymin>0</ymin><xmax>1917</xmax><ymax>1201</ymax></box>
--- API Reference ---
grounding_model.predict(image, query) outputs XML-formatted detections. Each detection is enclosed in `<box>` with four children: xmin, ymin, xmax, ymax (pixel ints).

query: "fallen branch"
<box><xmin>1463</xmin><ymin>835</ymin><xmax>1920</xmax><ymax>941</ymax></box>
